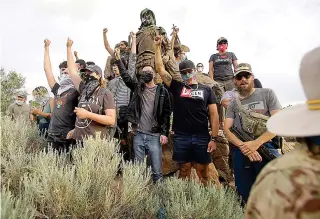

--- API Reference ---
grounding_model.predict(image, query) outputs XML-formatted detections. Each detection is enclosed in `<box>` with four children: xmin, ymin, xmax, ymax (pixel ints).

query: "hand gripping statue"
<box><xmin>136</xmin><ymin>8</ymin><xmax>179</xmax><ymax>84</ymax></box>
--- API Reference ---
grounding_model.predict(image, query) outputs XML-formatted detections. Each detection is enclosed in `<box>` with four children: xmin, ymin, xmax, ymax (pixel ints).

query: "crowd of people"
<box><xmin>7</xmin><ymin>8</ymin><xmax>319</xmax><ymax>219</ymax></box>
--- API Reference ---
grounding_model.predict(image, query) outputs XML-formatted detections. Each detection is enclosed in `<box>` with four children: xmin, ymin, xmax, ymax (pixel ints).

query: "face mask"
<box><xmin>218</xmin><ymin>44</ymin><xmax>228</xmax><ymax>52</ymax></box>
<box><xmin>59</xmin><ymin>74</ymin><xmax>73</xmax><ymax>85</ymax></box>
<box><xmin>140</xmin><ymin>71</ymin><xmax>154</xmax><ymax>83</ymax></box>
<box><xmin>181</xmin><ymin>55</ymin><xmax>187</xmax><ymax>61</ymax></box>
<box><xmin>15</xmin><ymin>100</ymin><xmax>24</xmax><ymax>106</ymax></box>
<box><xmin>181</xmin><ymin>71</ymin><xmax>195</xmax><ymax>85</ymax></box>
<box><xmin>81</xmin><ymin>73</ymin><xmax>98</xmax><ymax>84</ymax></box>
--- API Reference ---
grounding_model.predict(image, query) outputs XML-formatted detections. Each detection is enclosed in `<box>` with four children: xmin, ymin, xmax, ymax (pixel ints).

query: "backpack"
<box><xmin>235</xmin><ymin>94</ymin><xmax>269</xmax><ymax>137</ymax></box>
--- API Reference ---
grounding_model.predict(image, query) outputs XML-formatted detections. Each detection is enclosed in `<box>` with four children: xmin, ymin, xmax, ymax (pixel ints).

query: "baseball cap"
<box><xmin>196</xmin><ymin>63</ymin><xmax>204</xmax><ymax>67</ymax></box>
<box><xmin>217</xmin><ymin>37</ymin><xmax>228</xmax><ymax>44</ymax></box>
<box><xmin>80</xmin><ymin>64</ymin><xmax>102</xmax><ymax>77</ymax></box>
<box><xmin>179</xmin><ymin>60</ymin><xmax>195</xmax><ymax>72</ymax></box>
<box><xmin>234</xmin><ymin>63</ymin><xmax>253</xmax><ymax>76</ymax></box>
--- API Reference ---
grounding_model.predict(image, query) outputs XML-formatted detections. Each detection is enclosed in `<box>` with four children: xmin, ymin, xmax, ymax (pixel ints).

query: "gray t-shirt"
<box><xmin>137</xmin><ymin>85</ymin><xmax>158</xmax><ymax>135</ymax></box>
<box><xmin>209</xmin><ymin>52</ymin><xmax>237</xmax><ymax>81</ymax></box>
<box><xmin>226</xmin><ymin>88</ymin><xmax>282</xmax><ymax>132</ymax></box>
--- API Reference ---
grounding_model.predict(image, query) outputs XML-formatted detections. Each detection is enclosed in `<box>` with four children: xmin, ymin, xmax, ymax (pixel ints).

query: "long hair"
<box><xmin>99</xmin><ymin>77</ymin><xmax>107</xmax><ymax>88</ymax></box>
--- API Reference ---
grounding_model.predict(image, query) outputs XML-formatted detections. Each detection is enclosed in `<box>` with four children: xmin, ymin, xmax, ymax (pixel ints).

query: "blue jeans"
<box><xmin>133</xmin><ymin>131</ymin><xmax>162</xmax><ymax>183</ymax></box>
<box><xmin>234</xmin><ymin>142</ymin><xmax>280</xmax><ymax>204</ymax></box>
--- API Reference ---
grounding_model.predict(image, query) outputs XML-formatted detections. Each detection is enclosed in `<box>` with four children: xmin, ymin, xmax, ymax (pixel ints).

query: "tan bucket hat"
<box><xmin>267</xmin><ymin>46</ymin><xmax>320</xmax><ymax>137</ymax></box>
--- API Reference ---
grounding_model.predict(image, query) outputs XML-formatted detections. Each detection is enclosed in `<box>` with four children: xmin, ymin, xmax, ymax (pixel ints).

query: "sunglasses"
<box><xmin>197</xmin><ymin>65</ymin><xmax>203</xmax><ymax>68</ymax></box>
<box><xmin>235</xmin><ymin>73</ymin><xmax>252</xmax><ymax>80</ymax></box>
<box><xmin>141</xmin><ymin>70</ymin><xmax>154</xmax><ymax>74</ymax></box>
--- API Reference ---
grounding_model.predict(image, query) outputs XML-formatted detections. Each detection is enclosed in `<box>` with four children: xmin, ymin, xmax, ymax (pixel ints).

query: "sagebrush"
<box><xmin>0</xmin><ymin>116</ymin><xmax>244</xmax><ymax>219</ymax></box>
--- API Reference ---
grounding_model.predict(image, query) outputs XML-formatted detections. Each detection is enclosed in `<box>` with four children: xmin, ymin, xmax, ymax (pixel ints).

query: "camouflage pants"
<box><xmin>215</xmin><ymin>79</ymin><xmax>235</xmax><ymax>92</ymax></box>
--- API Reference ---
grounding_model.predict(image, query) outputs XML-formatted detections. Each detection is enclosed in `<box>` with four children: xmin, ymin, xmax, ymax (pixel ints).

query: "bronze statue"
<box><xmin>136</xmin><ymin>8</ymin><xmax>179</xmax><ymax>84</ymax></box>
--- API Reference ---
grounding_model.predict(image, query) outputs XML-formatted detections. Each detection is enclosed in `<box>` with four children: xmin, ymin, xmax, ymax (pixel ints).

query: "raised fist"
<box><xmin>44</xmin><ymin>39</ymin><xmax>51</xmax><ymax>47</ymax></box>
<box><xmin>103</xmin><ymin>28</ymin><xmax>108</xmax><ymax>34</ymax></box>
<box><xmin>67</xmin><ymin>38</ymin><xmax>73</xmax><ymax>47</ymax></box>
<box><xmin>171</xmin><ymin>27</ymin><xmax>179</xmax><ymax>36</ymax></box>
<box><xmin>74</xmin><ymin>51</ymin><xmax>78</xmax><ymax>56</ymax></box>
<box><xmin>130</xmin><ymin>31</ymin><xmax>136</xmax><ymax>38</ymax></box>
<box><xmin>115</xmin><ymin>48</ymin><xmax>120</xmax><ymax>60</ymax></box>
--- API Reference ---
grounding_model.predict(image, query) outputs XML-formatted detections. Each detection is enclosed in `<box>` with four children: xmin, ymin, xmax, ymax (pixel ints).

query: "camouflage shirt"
<box><xmin>245</xmin><ymin>143</ymin><xmax>320</xmax><ymax>219</ymax></box>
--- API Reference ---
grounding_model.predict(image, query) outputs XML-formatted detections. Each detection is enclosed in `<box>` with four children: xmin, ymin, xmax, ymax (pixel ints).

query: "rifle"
<box><xmin>231</xmin><ymin>126</ymin><xmax>278</xmax><ymax>162</ymax></box>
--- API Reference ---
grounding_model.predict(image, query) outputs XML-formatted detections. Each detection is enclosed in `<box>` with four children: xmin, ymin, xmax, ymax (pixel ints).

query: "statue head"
<box><xmin>140</xmin><ymin>8</ymin><xmax>156</xmax><ymax>27</ymax></box>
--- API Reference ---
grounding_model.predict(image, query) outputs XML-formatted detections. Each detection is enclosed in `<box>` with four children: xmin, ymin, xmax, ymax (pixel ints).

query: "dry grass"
<box><xmin>0</xmin><ymin>116</ymin><xmax>244</xmax><ymax>219</ymax></box>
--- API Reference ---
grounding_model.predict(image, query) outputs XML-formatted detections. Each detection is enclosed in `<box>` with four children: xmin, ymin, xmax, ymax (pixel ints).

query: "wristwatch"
<box><xmin>211</xmin><ymin>136</ymin><xmax>218</xmax><ymax>142</ymax></box>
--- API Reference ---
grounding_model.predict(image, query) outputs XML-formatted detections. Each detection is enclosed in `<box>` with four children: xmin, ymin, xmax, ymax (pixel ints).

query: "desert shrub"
<box><xmin>1</xmin><ymin>116</ymin><xmax>45</xmax><ymax>194</ymax></box>
<box><xmin>0</xmin><ymin>187</ymin><xmax>36</xmax><ymax>219</ymax></box>
<box><xmin>161</xmin><ymin>179</ymin><xmax>244</xmax><ymax>219</ymax></box>
<box><xmin>1</xmin><ymin>116</ymin><xmax>244</xmax><ymax>219</ymax></box>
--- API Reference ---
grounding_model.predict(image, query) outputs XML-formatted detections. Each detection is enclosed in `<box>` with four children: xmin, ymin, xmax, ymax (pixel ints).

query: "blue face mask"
<box><xmin>309</xmin><ymin>136</ymin><xmax>320</xmax><ymax>146</ymax></box>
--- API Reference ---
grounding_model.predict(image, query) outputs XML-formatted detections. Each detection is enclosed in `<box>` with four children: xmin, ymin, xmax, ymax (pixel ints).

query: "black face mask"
<box><xmin>140</xmin><ymin>70</ymin><xmax>154</xmax><ymax>83</ymax></box>
<box><xmin>81</xmin><ymin>73</ymin><xmax>98</xmax><ymax>84</ymax></box>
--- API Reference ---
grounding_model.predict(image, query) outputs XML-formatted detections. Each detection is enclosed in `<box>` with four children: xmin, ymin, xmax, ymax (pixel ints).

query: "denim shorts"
<box><xmin>173</xmin><ymin>132</ymin><xmax>212</xmax><ymax>164</ymax></box>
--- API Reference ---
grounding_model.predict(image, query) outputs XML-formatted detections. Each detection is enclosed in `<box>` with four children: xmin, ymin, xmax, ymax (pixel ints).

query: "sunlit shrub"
<box><xmin>1</xmin><ymin>116</ymin><xmax>244</xmax><ymax>219</ymax></box>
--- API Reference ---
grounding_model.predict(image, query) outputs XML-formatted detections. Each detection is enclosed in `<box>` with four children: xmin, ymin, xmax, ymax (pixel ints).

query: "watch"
<box><xmin>211</xmin><ymin>136</ymin><xmax>218</xmax><ymax>142</ymax></box>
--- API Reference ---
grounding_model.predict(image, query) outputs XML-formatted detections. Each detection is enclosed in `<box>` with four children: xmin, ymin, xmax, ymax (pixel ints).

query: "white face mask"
<box><xmin>197</xmin><ymin>67</ymin><xmax>204</xmax><ymax>72</ymax></box>
<box><xmin>15</xmin><ymin>100</ymin><xmax>24</xmax><ymax>106</ymax></box>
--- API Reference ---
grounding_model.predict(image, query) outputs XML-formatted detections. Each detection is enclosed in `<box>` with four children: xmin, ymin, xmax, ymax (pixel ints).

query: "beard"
<box><xmin>237</xmin><ymin>81</ymin><xmax>254</xmax><ymax>96</ymax></box>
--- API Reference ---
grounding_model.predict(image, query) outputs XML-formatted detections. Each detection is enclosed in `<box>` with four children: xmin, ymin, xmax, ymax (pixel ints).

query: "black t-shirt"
<box><xmin>169</xmin><ymin>80</ymin><xmax>217</xmax><ymax>135</ymax></box>
<box><xmin>48</xmin><ymin>83</ymin><xmax>79</xmax><ymax>137</ymax></box>
<box><xmin>209</xmin><ymin>52</ymin><xmax>237</xmax><ymax>81</ymax></box>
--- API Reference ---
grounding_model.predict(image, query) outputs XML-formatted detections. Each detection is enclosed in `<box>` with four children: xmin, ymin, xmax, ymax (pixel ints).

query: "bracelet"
<box><xmin>211</xmin><ymin>136</ymin><xmax>218</xmax><ymax>142</ymax></box>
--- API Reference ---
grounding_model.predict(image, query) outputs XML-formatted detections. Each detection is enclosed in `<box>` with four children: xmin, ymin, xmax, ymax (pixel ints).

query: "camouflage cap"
<box><xmin>234</xmin><ymin>63</ymin><xmax>253</xmax><ymax>76</ymax></box>
<box><xmin>217</xmin><ymin>37</ymin><xmax>228</xmax><ymax>44</ymax></box>
<box><xmin>16</xmin><ymin>90</ymin><xmax>28</xmax><ymax>98</ymax></box>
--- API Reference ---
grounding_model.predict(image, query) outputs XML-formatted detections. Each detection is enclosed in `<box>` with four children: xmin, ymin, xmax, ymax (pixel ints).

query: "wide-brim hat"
<box><xmin>267</xmin><ymin>47</ymin><xmax>320</xmax><ymax>137</ymax></box>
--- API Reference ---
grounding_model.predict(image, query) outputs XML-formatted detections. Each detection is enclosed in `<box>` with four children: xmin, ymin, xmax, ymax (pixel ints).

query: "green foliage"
<box><xmin>1</xmin><ymin>116</ymin><xmax>244</xmax><ymax>219</ymax></box>
<box><xmin>29</xmin><ymin>100</ymin><xmax>41</xmax><ymax>108</ymax></box>
<box><xmin>0</xmin><ymin>67</ymin><xmax>26</xmax><ymax>113</ymax></box>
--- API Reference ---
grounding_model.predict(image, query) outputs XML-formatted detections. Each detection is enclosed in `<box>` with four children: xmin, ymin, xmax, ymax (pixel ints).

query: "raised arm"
<box><xmin>43</xmin><ymin>39</ymin><xmax>57</xmax><ymax>89</ymax></box>
<box><xmin>128</xmin><ymin>31</ymin><xmax>137</xmax><ymax>77</ymax></box>
<box><xmin>169</xmin><ymin>27</ymin><xmax>179</xmax><ymax>60</ymax></box>
<box><xmin>66</xmin><ymin>38</ymin><xmax>82</xmax><ymax>91</ymax></box>
<box><xmin>155</xmin><ymin>36</ymin><xmax>173</xmax><ymax>87</ymax></box>
<box><xmin>130</xmin><ymin>31</ymin><xmax>136</xmax><ymax>54</ymax></box>
<box><xmin>115</xmin><ymin>48</ymin><xmax>137</xmax><ymax>90</ymax></box>
<box><xmin>103</xmin><ymin>28</ymin><xmax>115</xmax><ymax>57</ymax></box>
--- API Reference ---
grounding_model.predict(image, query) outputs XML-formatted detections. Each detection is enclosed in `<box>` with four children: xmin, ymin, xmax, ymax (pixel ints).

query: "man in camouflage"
<box><xmin>245</xmin><ymin>47</ymin><xmax>320</xmax><ymax>219</ymax></box>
